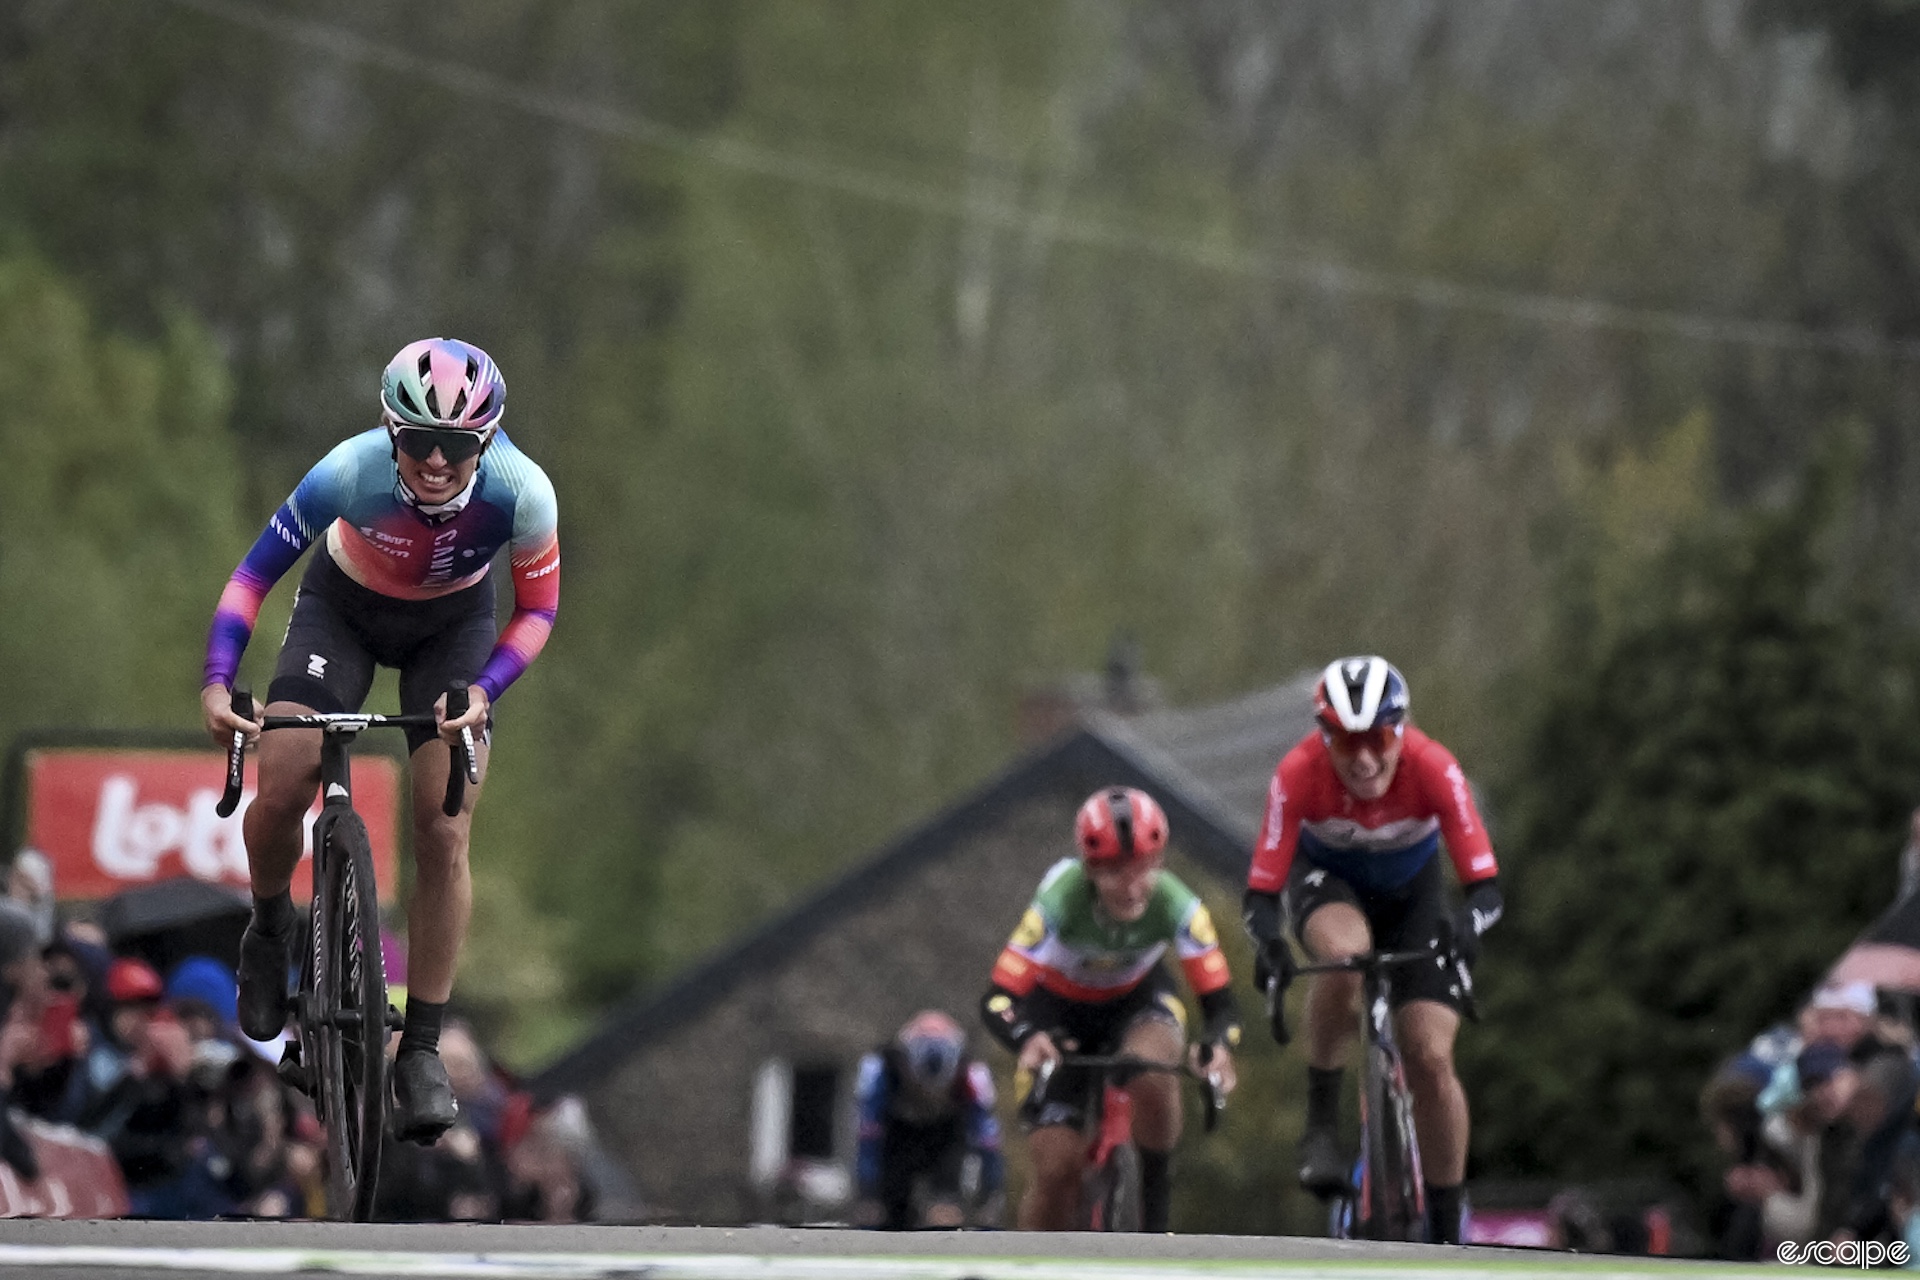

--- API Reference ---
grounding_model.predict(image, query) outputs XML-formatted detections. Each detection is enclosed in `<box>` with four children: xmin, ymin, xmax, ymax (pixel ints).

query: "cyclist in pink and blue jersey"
<box><xmin>199</xmin><ymin>337</ymin><xmax>557</xmax><ymax>1143</ymax></box>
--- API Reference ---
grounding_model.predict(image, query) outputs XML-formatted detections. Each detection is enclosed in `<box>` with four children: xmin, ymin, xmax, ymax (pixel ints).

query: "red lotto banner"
<box><xmin>23</xmin><ymin>748</ymin><xmax>399</xmax><ymax>901</ymax></box>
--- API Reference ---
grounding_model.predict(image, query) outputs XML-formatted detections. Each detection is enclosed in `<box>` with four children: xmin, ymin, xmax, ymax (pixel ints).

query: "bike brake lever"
<box><xmin>216</xmin><ymin>686</ymin><xmax>255</xmax><ymax>819</ymax></box>
<box><xmin>1265</xmin><ymin>975</ymin><xmax>1292</xmax><ymax>1045</ymax></box>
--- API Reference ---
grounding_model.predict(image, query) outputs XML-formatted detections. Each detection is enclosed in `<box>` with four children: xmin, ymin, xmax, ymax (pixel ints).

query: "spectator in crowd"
<box><xmin>502</xmin><ymin>1094</ymin><xmax>593</xmax><ymax>1222</ymax></box>
<box><xmin>78</xmin><ymin>956</ymin><xmax>223</xmax><ymax>1217</ymax></box>
<box><xmin>1796</xmin><ymin>1037</ymin><xmax>1919</xmax><ymax>1243</ymax></box>
<box><xmin>1706</xmin><ymin>1042</ymin><xmax>1818</xmax><ymax>1258</ymax></box>
<box><xmin>0</xmin><ymin>898</ymin><xmax>47</xmax><ymax>1179</ymax></box>
<box><xmin>6</xmin><ymin>850</ymin><xmax>55</xmax><ymax>950</ymax></box>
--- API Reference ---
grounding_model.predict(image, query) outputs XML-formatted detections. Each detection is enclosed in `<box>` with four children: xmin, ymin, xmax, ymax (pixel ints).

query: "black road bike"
<box><xmin>1277</xmin><ymin>944</ymin><xmax>1475</xmax><ymax>1243</ymax></box>
<box><xmin>216</xmin><ymin>684</ymin><xmax>478</xmax><ymax>1220</ymax></box>
<box><xmin>1026</xmin><ymin>1050</ymin><xmax>1226</xmax><ymax>1232</ymax></box>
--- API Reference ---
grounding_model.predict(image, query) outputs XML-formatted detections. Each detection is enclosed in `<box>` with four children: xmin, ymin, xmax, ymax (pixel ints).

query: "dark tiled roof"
<box><xmin>529</xmin><ymin>677</ymin><xmax>1316</xmax><ymax>1099</ymax></box>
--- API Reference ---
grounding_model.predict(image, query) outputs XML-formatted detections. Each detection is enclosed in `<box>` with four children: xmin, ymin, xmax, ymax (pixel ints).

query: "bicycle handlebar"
<box><xmin>1294</xmin><ymin>943</ymin><xmax>1480</xmax><ymax>1023</ymax></box>
<box><xmin>1032</xmin><ymin>1051</ymin><xmax>1228</xmax><ymax>1133</ymax></box>
<box><xmin>215</xmin><ymin>684</ymin><xmax>476</xmax><ymax>819</ymax></box>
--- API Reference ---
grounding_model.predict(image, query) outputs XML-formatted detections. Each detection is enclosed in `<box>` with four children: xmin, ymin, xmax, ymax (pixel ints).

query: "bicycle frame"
<box><xmin>214</xmin><ymin>685</ymin><xmax>478</xmax><ymax>1220</ymax></box>
<box><xmin>1028</xmin><ymin>1051</ymin><xmax>1225</xmax><ymax>1232</ymax></box>
<box><xmin>1294</xmin><ymin>946</ymin><xmax>1470</xmax><ymax>1242</ymax></box>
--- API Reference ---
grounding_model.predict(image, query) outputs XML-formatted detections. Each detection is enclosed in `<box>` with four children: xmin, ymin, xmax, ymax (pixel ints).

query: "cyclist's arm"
<box><xmin>979</xmin><ymin>983</ymin><xmax>1039</xmax><ymax>1055</ymax></box>
<box><xmin>1247</xmin><ymin>759</ymin><xmax>1304</xmax><ymax>895</ymax></box>
<box><xmin>471</xmin><ymin>467</ymin><xmax>559</xmax><ymax>703</ymax></box>
<box><xmin>962</xmin><ymin>1062</ymin><xmax>1005</xmax><ymax>1193</ymax></box>
<box><xmin>1418</xmin><ymin>740</ymin><xmax>1499</xmax><ymax>885</ymax></box>
<box><xmin>851</xmin><ymin>1052</ymin><xmax>887</xmax><ymax>1198</ymax></box>
<box><xmin>1196</xmin><ymin>985</ymin><xmax>1243</xmax><ymax>1050</ymax></box>
<box><xmin>1172</xmin><ymin>900</ymin><xmax>1241</xmax><ymax>1048</ymax></box>
<box><xmin>204</xmin><ymin>452</ymin><xmax>346</xmax><ymax>693</ymax></box>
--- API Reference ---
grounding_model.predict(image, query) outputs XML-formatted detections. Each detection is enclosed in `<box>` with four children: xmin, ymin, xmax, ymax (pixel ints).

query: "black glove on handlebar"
<box><xmin>1450</xmin><ymin>878</ymin><xmax>1503</xmax><ymax>968</ymax></box>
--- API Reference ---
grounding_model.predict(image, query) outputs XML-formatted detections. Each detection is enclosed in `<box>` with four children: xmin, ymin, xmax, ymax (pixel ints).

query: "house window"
<box><xmin>789</xmin><ymin>1063</ymin><xmax>839</xmax><ymax>1161</ymax></box>
<box><xmin>748</xmin><ymin>1057</ymin><xmax>851</xmax><ymax>1210</ymax></box>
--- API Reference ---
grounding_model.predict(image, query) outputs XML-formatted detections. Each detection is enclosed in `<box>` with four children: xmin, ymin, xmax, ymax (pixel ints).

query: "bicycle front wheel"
<box><xmin>313</xmin><ymin>811</ymin><xmax>390</xmax><ymax>1221</ymax></box>
<box><xmin>1360</xmin><ymin>1046</ymin><xmax>1426</xmax><ymax>1242</ymax></box>
<box><xmin>1086</xmin><ymin>1142</ymin><xmax>1143</xmax><ymax>1232</ymax></box>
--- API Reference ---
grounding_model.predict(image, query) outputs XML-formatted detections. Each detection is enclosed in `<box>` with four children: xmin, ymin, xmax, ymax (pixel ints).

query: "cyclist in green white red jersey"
<box><xmin>199</xmin><ymin>337</ymin><xmax>558</xmax><ymax>1144</ymax></box>
<box><xmin>980</xmin><ymin>787</ymin><xmax>1241</xmax><ymax>1232</ymax></box>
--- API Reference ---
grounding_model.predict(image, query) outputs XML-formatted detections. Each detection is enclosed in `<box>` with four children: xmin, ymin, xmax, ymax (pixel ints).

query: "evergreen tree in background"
<box><xmin>1464</xmin><ymin>437</ymin><xmax>1920</xmax><ymax>1201</ymax></box>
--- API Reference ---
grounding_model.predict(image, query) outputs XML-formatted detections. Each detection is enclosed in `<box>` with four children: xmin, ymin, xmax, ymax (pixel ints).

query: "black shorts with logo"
<box><xmin>1282</xmin><ymin>854</ymin><xmax>1465</xmax><ymax>1011</ymax></box>
<box><xmin>267</xmin><ymin>551</ymin><xmax>496</xmax><ymax>755</ymax></box>
<box><xmin>1017</xmin><ymin>963</ymin><xmax>1187</xmax><ymax>1131</ymax></box>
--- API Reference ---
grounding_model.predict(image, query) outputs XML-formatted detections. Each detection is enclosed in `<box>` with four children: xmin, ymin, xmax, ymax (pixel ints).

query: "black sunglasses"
<box><xmin>391</xmin><ymin>425</ymin><xmax>490</xmax><ymax>464</ymax></box>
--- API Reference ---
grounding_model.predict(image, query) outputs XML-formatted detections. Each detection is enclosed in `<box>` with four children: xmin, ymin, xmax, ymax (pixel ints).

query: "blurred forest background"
<box><xmin>8</xmin><ymin>0</ymin><xmax>1920</xmax><ymax>1230</ymax></box>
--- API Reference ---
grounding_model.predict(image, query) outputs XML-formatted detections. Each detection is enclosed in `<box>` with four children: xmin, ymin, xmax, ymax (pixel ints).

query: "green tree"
<box><xmin>1463</xmin><ymin>435</ymin><xmax>1920</xmax><ymax>1199</ymax></box>
<box><xmin>0</xmin><ymin>253</ymin><xmax>250</xmax><ymax>730</ymax></box>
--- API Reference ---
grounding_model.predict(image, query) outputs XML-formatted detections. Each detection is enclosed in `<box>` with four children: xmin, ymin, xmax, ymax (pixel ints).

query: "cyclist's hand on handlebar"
<box><xmin>1017</xmin><ymin>1031</ymin><xmax>1063</xmax><ymax>1074</ymax></box>
<box><xmin>201</xmin><ymin>683</ymin><xmax>262</xmax><ymax>747</ymax></box>
<box><xmin>435</xmin><ymin>684</ymin><xmax>489</xmax><ymax>744</ymax></box>
<box><xmin>1448</xmin><ymin>879</ymin><xmax>1504</xmax><ymax>969</ymax></box>
<box><xmin>1253</xmin><ymin>938</ymin><xmax>1297</xmax><ymax>992</ymax></box>
<box><xmin>1189</xmin><ymin>1042</ymin><xmax>1237</xmax><ymax>1097</ymax></box>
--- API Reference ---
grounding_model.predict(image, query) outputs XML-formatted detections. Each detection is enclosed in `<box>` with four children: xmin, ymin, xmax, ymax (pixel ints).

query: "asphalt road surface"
<box><xmin>0</xmin><ymin>1219</ymin><xmax>1775</xmax><ymax>1279</ymax></box>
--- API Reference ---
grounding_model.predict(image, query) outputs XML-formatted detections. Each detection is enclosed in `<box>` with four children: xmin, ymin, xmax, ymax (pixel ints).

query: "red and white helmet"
<box><xmin>1075</xmin><ymin>787</ymin><xmax>1169</xmax><ymax>865</ymax></box>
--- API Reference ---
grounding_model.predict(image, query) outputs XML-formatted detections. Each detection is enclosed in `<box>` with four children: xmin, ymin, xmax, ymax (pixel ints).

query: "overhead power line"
<box><xmin>166</xmin><ymin>0</ymin><xmax>1920</xmax><ymax>363</ymax></box>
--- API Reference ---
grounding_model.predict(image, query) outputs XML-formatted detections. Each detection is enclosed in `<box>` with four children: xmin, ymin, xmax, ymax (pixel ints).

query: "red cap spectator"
<box><xmin>106</xmin><ymin>957</ymin><xmax>164</xmax><ymax>1004</ymax></box>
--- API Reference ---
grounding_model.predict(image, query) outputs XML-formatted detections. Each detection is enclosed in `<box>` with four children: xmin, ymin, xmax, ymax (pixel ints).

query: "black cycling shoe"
<box><xmin>391</xmin><ymin>1050</ymin><xmax>459</xmax><ymax>1145</ymax></box>
<box><xmin>236</xmin><ymin>922</ymin><xmax>293</xmax><ymax>1041</ymax></box>
<box><xmin>1297</xmin><ymin>1125</ymin><xmax>1351</xmax><ymax>1196</ymax></box>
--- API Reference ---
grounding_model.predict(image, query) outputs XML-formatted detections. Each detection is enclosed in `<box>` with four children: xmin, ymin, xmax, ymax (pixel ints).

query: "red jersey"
<box><xmin>1248</xmin><ymin>726</ymin><xmax>1497</xmax><ymax>895</ymax></box>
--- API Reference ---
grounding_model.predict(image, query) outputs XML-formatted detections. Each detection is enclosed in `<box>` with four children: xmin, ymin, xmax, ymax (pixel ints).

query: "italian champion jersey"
<box><xmin>990</xmin><ymin>858</ymin><xmax>1232</xmax><ymax>1003</ymax></box>
<box><xmin>1247</xmin><ymin>726</ymin><xmax>1498</xmax><ymax>895</ymax></box>
<box><xmin>205</xmin><ymin>428</ymin><xmax>559</xmax><ymax>701</ymax></box>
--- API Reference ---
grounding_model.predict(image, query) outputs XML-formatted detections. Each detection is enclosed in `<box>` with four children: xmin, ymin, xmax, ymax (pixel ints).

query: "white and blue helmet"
<box><xmin>1314</xmin><ymin>656</ymin><xmax>1410</xmax><ymax>733</ymax></box>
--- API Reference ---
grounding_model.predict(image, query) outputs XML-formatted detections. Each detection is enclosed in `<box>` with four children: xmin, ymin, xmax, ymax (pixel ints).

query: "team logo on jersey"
<box><xmin>1010</xmin><ymin>908</ymin><xmax>1046</xmax><ymax>949</ymax></box>
<box><xmin>307</xmin><ymin>654</ymin><xmax>328</xmax><ymax>680</ymax></box>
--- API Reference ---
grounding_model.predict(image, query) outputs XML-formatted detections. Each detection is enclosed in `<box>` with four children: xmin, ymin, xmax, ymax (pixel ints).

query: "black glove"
<box><xmin>1253</xmin><ymin>939</ymin><xmax>1296</xmax><ymax>1044</ymax></box>
<box><xmin>1449</xmin><ymin>879</ymin><xmax>1503</xmax><ymax>968</ymax></box>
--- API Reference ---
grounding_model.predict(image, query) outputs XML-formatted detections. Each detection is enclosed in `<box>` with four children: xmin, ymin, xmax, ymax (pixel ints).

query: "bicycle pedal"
<box><xmin>385</xmin><ymin>1004</ymin><xmax>405</xmax><ymax>1031</ymax></box>
<box><xmin>275</xmin><ymin>1041</ymin><xmax>312</xmax><ymax>1094</ymax></box>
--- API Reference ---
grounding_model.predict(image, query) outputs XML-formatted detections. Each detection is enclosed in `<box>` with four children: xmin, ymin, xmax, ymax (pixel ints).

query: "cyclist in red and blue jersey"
<box><xmin>199</xmin><ymin>337</ymin><xmax>558</xmax><ymax>1143</ymax></box>
<box><xmin>1241</xmin><ymin>656</ymin><xmax>1501</xmax><ymax>1245</ymax></box>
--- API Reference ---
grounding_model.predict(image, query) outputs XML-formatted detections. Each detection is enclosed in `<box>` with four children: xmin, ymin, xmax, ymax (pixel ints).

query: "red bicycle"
<box><xmin>1027</xmin><ymin>1051</ymin><xmax>1225</xmax><ymax>1231</ymax></box>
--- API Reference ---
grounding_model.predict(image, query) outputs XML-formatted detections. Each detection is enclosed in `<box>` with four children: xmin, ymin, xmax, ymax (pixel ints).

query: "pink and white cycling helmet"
<box><xmin>379</xmin><ymin>337</ymin><xmax>506</xmax><ymax>433</ymax></box>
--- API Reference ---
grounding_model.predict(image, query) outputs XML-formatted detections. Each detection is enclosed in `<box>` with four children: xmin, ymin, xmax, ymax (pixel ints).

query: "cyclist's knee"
<box><xmin>410</xmin><ymin>818</ymin><xmax>472</xmax><ymax>876</ymax></box>
<box><xmin>1401</xmin><ymin>1035</ymin><xmax>1458</xmax><ymax>1092</ymax></box>
<box><xmin>249</xmin><ymin>769</ymin><xmax>318</xmax><ymax>829</ymax></box>
<box><xmin>1302</xmin><ymin>905</ymin><xmax>1369</xmax><ymax>961</ymax></box>
<box><xmin>1120</xmin><ymin>1017</ymin><xmax>1182</xmax><ymax>1065</ymax></box>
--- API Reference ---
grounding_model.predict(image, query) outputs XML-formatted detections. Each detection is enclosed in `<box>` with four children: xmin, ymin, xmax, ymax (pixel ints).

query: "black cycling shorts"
<box><xmin>877</xmin><ymin>1116</ymin><xmax>967</xmax><ymax>1228</ymax></box>
<box><xmin>268</xmin><ymin>551</ymin><xmax>496</xmax><ymax>755</ymax></box>
<box><xmin>1282</xmin><ymin>854</ymin><xmax>1466</xmax><ymax>1012</ymax></box>
<box><xmin>1017</xmin><ymin>963</ymin><xmax>1186</xmax><ymax>1131</ymax></box>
